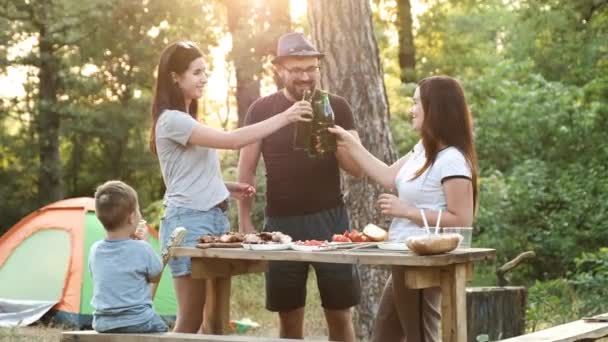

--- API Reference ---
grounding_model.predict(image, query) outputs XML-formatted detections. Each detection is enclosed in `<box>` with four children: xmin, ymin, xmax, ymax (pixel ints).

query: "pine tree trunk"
<box><xmin>37</xmin><ymin>3</ymin><xmax>63</xmax><ymax>205</ymax></box>
<box><xmin>308</xmin><ymin>1</ymin><xmax>397</xmax><ymax>340</ymax></box>
<box><xmin>397</xmin><ymin>0</ymin><xmax>417</xmax><ymax>83</ymax></box>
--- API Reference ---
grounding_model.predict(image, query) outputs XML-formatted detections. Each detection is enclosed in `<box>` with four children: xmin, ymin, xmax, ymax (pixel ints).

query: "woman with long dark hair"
<box><xmin>150</xmin><ymin>41</ymin><xmax>311</xmax><ymax>333</ymax></box>
<box><xmin>330</xmin><ymin>76</ymin><xmax>478</xmax><ymax>341</ymax></box>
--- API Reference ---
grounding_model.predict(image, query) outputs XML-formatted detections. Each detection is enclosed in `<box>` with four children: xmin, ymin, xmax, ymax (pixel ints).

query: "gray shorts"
<box><xmin>264</xmin><ymin>205</ymin><xmax>361</xmax><ymax>311</ymax></box>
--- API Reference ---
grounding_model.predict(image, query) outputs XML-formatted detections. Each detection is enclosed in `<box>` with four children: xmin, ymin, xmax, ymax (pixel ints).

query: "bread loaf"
<box><xmin>363</xmin><ymin>224</ymin><xmax>388</xmax><ymax>242</ymax></box>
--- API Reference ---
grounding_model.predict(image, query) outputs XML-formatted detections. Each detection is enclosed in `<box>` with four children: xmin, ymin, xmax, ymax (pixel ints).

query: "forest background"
<box><xmin>0</xmin><ymin>0</ymin><xmax>607</xmax><ymax>339</ymax></box>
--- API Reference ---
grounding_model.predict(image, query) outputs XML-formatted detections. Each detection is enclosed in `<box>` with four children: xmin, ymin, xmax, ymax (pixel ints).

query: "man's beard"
<box><xmin>285</xmin><ymin>81</ymin><xmax>315</xmax><ymax>101</ymax></box>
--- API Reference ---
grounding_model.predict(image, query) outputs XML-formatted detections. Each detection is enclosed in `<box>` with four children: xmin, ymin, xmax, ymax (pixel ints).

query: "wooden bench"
<box><xmin>499</xmin><ymin>315</ymin><xmax>608</xmax><ymax>342</ymax></box>
<box><xmin>61</xmin><ymin>331</ymin><xmax>326</xmax><ymax>342</ymax></box>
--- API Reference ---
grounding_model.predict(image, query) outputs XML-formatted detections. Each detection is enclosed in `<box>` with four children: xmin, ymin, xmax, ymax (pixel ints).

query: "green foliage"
<box><xmin>527</xmin><ymin>278</ymin><xmax>581</xmax><ymax>331</ymax></box>
<box><xmin>569</xmin><ymin>248</ymin><xmax>608</xmax><ymax>316</ymax></box>
<box><xmin>526</xmin><ymin>249</ymin><xmax>608</xmax><ymax>331</ymax></box>
<box><xmin>416</xmin><ymin>0</ymin><xmax>513</xmax><ymax>78</ymax></box>
<box><xmin>0</xmin><ymin>0</ymin><xmax>222</xmax><ymax>233</ymax></box>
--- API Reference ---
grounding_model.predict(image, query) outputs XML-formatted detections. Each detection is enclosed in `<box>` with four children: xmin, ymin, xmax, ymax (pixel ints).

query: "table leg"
<box><xmin>203</xmin><ymin>277</ymin><xmax>231</xmax><ymax>335</ymax></box>
<box><xmin>440</xmin><ymin>263</ymin><xmax>468</xmax><ymax>342</ymax></box>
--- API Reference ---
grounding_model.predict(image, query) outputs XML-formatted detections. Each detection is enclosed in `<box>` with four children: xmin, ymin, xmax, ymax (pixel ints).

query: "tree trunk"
<box><xmin>397</xmin><ymin>0</ymin><xmax>417</xmax><ymax>83</ymax></box>
<box><xmin>37</xmin><ymin>4</ymin><xmax>63</xmax><ymax>205</ymax></box>
<box><xmin>227</xmin><ymin>0</ymin><xmax>290</xmax><ymax>127</ymax></box>
<box><xmin>467</xmin><ymin>287</ymin><xmax>527</xmax><ymax>341</ymax></box>
<box><xmin>308</xmin><ymin>1</ymin><xmax>397</xmax><ymax>340</ymax></box>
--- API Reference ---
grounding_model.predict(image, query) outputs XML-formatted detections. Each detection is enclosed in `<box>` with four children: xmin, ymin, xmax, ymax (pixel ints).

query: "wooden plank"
<box><xmin>466</xmin><ymin>263</ymin><xmax>474</xmax><ymax>281</ymax></box>
<box><xmin>498</xmin><ymin>319</ymin><xmax>608</xmax><ymax>342</ymax></box>
<box><xmin>61</xmin><ymin>330</ymin><xmax>322</xmax><ymax>341</ymax></box>
<box><xmin>191</xmin><ymin>259</ymin><xmax>267</xmax><ymax>279</ymax></box>
<box><xmin>403</xmin><ymin>265</ymin><xmax>474</xmax><ymax>289</ymax></box>
<box><xmin>403</xmin><ymin>267</ymin><xmax>441</xmax><ymax>289</ymax></box>
<box><xmin>174</xmin><ymin>247</ymin><xmax>496</xmax><ymax>267</ymax></box>
<box><xmin>440</xmin><ymin>264</ymin><xmax>468</xmax><ymax>342</ymax></box>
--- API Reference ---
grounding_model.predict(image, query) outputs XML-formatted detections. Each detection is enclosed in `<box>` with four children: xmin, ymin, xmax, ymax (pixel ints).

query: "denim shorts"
<box><xmin>160</xmin><ymin>205</ymin><xmax>229</xmax><ymax>277</ymax></box>
<box><xmin>102</xmin><ymin>314</ymin><xmax>168</xmax><ymax>333</ymax></box>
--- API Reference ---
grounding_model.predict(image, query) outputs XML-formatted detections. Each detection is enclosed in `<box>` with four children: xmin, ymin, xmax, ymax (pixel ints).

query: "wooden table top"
<box><xmin>173</xmin><ymin>247</ymin><xmax>495</xmax><ymax>267</ymax></box>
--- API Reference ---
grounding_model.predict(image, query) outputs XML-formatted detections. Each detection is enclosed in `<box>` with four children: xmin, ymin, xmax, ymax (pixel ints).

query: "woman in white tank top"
<box><xmin>329</xmin><ymin>76</ymin><xmax>478</xmax><ymax>342</ymax></box>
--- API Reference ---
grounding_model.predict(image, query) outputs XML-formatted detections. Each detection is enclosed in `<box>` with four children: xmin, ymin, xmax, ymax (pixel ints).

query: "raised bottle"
<box><xmin>311</xmin><ymin>92</ymin><xmax>337</xmax><ymax>156</ymax></box>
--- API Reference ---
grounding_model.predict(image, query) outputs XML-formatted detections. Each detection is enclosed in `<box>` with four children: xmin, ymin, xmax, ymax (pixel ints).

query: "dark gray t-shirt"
<box><xmin>88</xmin><ymin>239</ymin><xmax>162</xmax><ymax>331</ymax></box>
<box><xmin>155</xmin><ymin>110</ymin><xmax>229</xmax><ymax>211</ymax></box>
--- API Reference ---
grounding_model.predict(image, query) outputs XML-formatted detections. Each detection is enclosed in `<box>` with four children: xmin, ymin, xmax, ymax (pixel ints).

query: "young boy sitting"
<box><xmin>89</xmin><ymin>180</ymin><xmax>168</xmax><ymax>333</ymax></box>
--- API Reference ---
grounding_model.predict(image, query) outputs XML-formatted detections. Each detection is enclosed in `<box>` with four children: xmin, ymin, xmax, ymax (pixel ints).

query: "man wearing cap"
<box><xmin>238</xmin><ymin>32</ymin><xmax>363</xmax><ymax>341</ymax></box>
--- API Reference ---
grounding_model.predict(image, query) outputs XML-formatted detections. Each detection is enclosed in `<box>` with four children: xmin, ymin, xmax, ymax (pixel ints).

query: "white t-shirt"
<box><xmin>155</xmin><ymin>110</ymin><xmax>229</xmax><ymax>211</ymax></box>
<box><xmin>388</xmin><ymin>141</ymin><xmax>472</xmax><ymax>241</ymax></box>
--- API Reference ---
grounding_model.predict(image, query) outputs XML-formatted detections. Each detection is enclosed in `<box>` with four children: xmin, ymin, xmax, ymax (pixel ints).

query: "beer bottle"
<box><xmin>310</xmin><ymin>92</ymin><xmax>337</xmax><ymax>156</ymax></box>
<box><xmin>293</xmin><ymin>89</ymin><xmax>314</xmax><ymax>151</ymax></box>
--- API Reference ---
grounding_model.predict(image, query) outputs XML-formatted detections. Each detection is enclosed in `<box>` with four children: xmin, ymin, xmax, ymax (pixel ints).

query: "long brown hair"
<box><xmin>149</xmin><ymin>41</ymin><xmax>203</xmax><ymax>155</ymax></box>
<box><xmin>413</xmin><ymin>76</ymin><xmax>479</xmax><ymax>209</ymax></box>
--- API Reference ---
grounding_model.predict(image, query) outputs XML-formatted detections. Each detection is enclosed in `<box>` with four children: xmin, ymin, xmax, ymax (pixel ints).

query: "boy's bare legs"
<box><xmin>173</xmin><ymin>276</ymin><xmax>206</xmax><ymax>333</ymax></box>
<box><xmin>325</xmin><ymin>308</ymin><xmax>356</xmax><ymax>342</ymax></box>
<box><xmin>279</xmin><ymin>307</ymin><xmax>305</xmax><ymax>339</ymax></box>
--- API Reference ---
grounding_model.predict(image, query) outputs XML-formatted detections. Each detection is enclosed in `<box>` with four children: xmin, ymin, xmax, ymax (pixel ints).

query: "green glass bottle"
<box><xmin>310</xmin><ymin>92</ymin><xmax>337</xmax><ymax>156</ymax></box>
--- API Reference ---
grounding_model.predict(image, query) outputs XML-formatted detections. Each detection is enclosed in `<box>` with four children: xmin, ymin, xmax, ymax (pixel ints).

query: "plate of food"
<box><xmin>241</xmin><ymin>231</ymin><xmax>293</xmax><ymax>250</ymax></box>
<box><xmin>331</xmin><ymin>224</ymin><xmax>389</xmax><ymax>244</ymax></box>
<box><xmin>377</xmin><ymin>241</ymin><xmax>409</xmax><ymax>251</ymax></box>
<box><xmin>197</xmin><ymin>231</ymin><xmax>293</xmax><ymax>249</ymax></box>
<box><xmin>291</xmin><ymin>240</ymin><xmax>337</xmax><ymax>252</ymax></box>
<box><xmin>197</xmin><ymin>232</ymin><xmax>247</xmax><ymax>248</ymax></box>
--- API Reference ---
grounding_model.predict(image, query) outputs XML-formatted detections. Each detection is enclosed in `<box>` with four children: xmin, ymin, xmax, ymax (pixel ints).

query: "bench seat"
<box><xmin>499</xmin><ymin>317</ymin><xmax>608</xmax><ymax>342</ymax></box>
<box><xmin>61</xmin><ymin>331</ymin><xmax>326</xmax><ymax>342</ymax></box>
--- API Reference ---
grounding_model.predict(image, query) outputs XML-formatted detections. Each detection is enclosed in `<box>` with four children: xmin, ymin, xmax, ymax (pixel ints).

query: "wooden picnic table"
<box><xmin>173</xmin><ymin>246</ymin><xmax>495</xmax><ymax>342</ymax></box>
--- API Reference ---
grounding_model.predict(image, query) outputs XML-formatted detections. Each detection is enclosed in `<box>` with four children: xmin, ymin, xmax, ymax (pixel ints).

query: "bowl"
<box><xmin>406</xmin><ymin>233</ymin><xmax>462</xmax><ymax>255</ymax></box>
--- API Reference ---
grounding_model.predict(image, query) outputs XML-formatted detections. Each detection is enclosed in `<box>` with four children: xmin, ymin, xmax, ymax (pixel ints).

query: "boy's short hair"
<box><xmin>94</xmin><ymin>180</ymin><xmax>138</xmax><ymax>231</ymax></box>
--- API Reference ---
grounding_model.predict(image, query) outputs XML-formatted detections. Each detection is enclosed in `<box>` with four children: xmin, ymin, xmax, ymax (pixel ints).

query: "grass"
<box><xmin>0</xmin><ymin>270</ymin><xmax>328</xmax><ymax>341</ymax></box>
<box><xmin>230</xmin><ymin>271</ymin><xmax>327</xmax><ymax>339</ymax></box>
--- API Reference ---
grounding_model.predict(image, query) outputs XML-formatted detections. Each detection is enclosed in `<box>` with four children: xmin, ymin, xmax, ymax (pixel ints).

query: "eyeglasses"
<box><xmin>281</xmin><ymin>65</ymin><xmax>320</xmax><ymax>76</ymax></box>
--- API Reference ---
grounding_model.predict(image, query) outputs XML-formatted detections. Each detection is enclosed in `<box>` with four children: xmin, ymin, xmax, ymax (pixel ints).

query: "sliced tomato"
<box><xmin>332</xmin><ymin>234</ymin><xmax>352</xmax><ymax>243</ymax></box>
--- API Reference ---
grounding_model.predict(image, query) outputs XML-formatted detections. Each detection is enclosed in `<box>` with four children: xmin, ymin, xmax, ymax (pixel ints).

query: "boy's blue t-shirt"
<box><xmin>88</xmin><ymin>238</ymin><xmax>162</xmax><ymax>331</ymax></box>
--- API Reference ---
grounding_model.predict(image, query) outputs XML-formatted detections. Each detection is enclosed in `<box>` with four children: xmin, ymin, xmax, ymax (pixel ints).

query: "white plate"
<box><xmin>328</xmin><ymin>241</ymin><xmax>357</xmax><ymax>246</ymax></box>
<box><xmin>290</xmin><ymin>244</ymin><xmax>337</xmax><ymax>252</ymax></box>
<box><xmin>377</xmin><ymin>242</ymin><xmax>409</xmax><ymax>251</ymax></box>
<box><xmin>242</xmin><ymin>243</ymin><xmax>291</xmax><ymax>251</ymax></box>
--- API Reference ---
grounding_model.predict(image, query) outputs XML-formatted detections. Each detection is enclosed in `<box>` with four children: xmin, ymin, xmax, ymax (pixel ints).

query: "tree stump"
<box><xmin>467</xmin><ymin>286</ymin><xmax>527</xmax><ymax>342</ymax></box>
